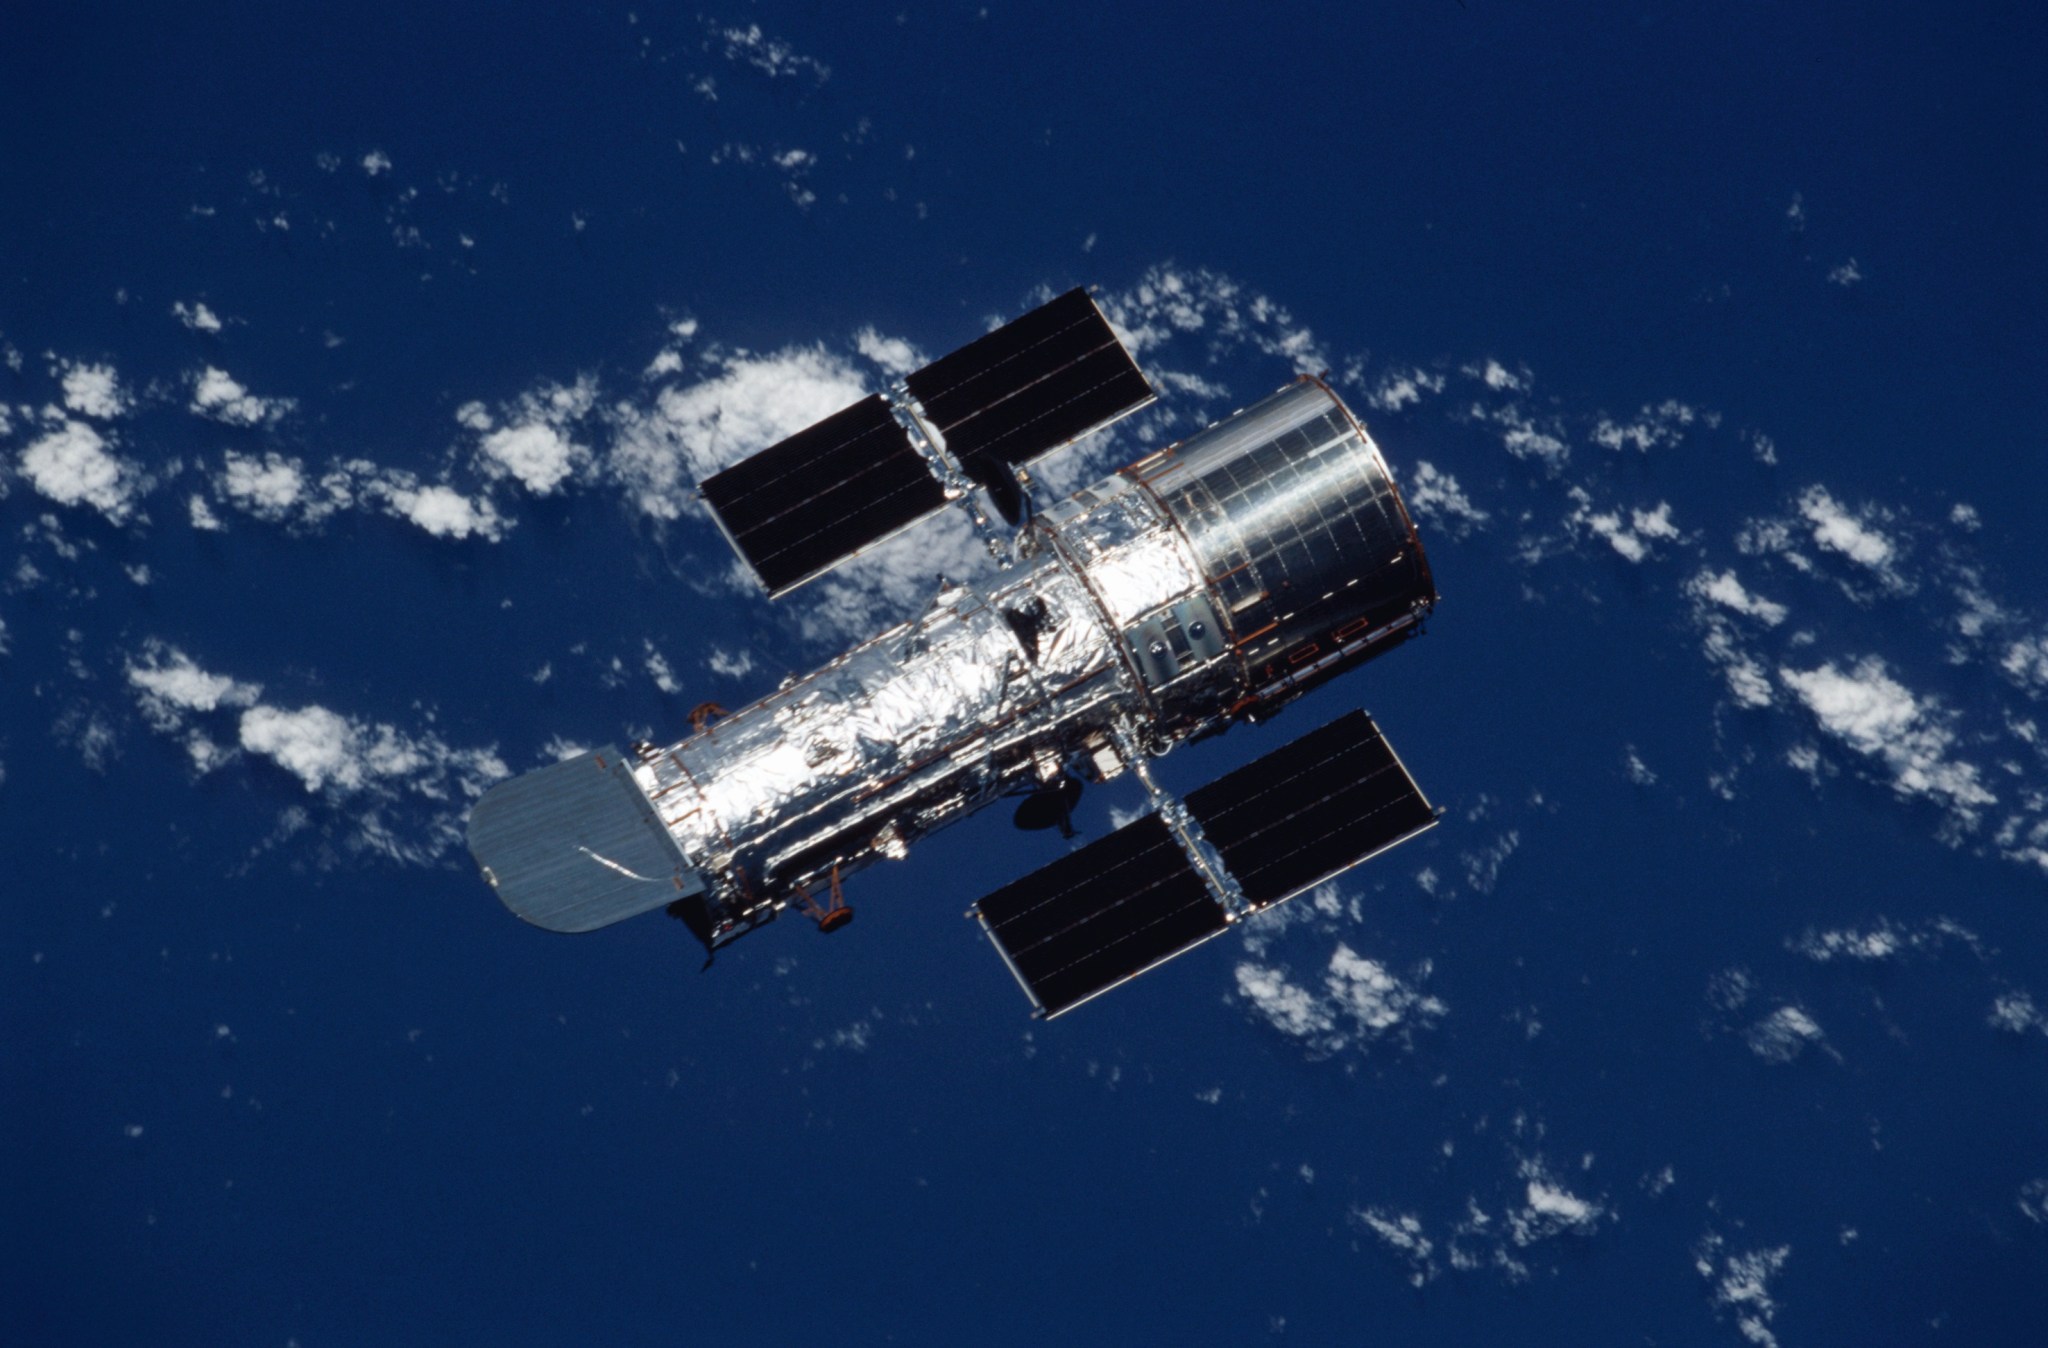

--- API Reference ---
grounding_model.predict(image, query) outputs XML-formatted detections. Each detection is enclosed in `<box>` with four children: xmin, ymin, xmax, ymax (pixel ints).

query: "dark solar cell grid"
<box><xmin>977</xmin><ymin>815</ymin><xmax>1228</xmax><ymax>1016</ymax></box>
<box><xmin>1187</xmin><ymin>710</ymin><xmax>1435</xmax><ymax>908</ymax></box>
<box><xmin>905</xmin><ymin>288</ymin><xmax>1151</xmax><ymax>471</ymax></box>
<box><xmin>700</xmin><ymin>394</ymin><xmax>947</xmax><ymax>593</ymax></box>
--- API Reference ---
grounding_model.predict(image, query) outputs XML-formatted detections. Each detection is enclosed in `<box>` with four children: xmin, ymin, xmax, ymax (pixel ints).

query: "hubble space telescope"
<box><xmin>467</xmin><ymin>289</ymin><xmax>1440</xmax><ymax>1017</ymax></box>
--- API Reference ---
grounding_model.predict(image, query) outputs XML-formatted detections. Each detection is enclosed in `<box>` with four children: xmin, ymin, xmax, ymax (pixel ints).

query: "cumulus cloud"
<box><xmin>1988</xmin><ymin>990</ymin><xmax>2048</xmax><ymax>1037</ymax></box>
<box><xmin>607</xmin><ymin>344</ymin><xmax>871</xmax><ymax>521</ymax></box>
<box><xmin>1744</xmin><ymin>1005</ymin><xmax>1826</xmax><ymax>1064</ymax></box>
<box><xmin>1796</xmin><ymin>485</ymin><xmax>1904</xmax><ymax>587</ymax></box>
<box><xmin>125</xmin><ymin>641</ymin><xmax>263</xmax><ymax>771</ymax></box>
<box><xmin>1233</xmin><ymin>940</ymin><xmax>1445</xmax><ymax>1057</ymax></box>
<box><xmin>1695</xmin><ymin>1235</ymin><xmax>1791</xmax><ymax>1348</ymax></box>
<box><xmin>1405</xmin><ymin>461</ymin><xmax>1489</xmax><ymax>536</ymax></box>
<box><xmin>480</xmin><ymin>422</ymin><xmax>585</xmax><ymax>495</ymax></box>
<box><xmin>1689</xmin><ymin>568</ymin><xmax>1788</xmax><ymax>626</ymax></box>
<box><xmin>1355</xmin><ymin>1152</ymin><xmax>1607</xmax><ymax>1288</ymax></box>
<box><xmin>128</xmin><ymin>642</ymin><xmax>262</xmax><ymax>723</ymax></box>
<box><xmin>1779</xmin><ymin>656</ymin><xmax>1995</xmax><ymax>826</ymax></box>
<box><xmin>376</xmin><ymin>480</ymin><xmax>507</xmax><ymax>541</ymax></box>
<box><xmin>172</xmin><ymin>301</ymin><xmax>223</xmax><ymax>333</ymax></box>
<box><xmin>1484</xmin><ymin>403</ymin><xmax>1570</xmax><ymax>467</ymax></box>
<box><xmin>854</xmin><ymin>327</ymin><xmax>922</xmax><ymax>377</ymax></box>
<box><xmin>718</xmin><ymin>21</ymin><xmax>830</xmax><ymax>83</ymax></box>
<box><xmin>18</xmin><ymin>420</ymin><xmax>143</xmax><ymax>523</ymax></box>
<box><xmin>1591</xmin><ymin>399</ymin><xmax>1706</xmax><ymax>453</ymax></box>
<box><xmin>190</xmin><ymin>366</ymin><xmax>292</xmax><ymax>426</ymax></box>
<box><xmin>471</xmin><ymin>377</ymin><xmax>598</xmax><ymax>495</ymax></box>
<box><xmin>216</xmin><ymin>451</ymin><xmax>328</xmax><ymax>526</ymax></box>
<box><xmin>1566</xmin><ymin>488</ymin><xmax>1679</xmax><ymax>562</ymax></box>
<box><xmin>1368</xmin><ymin>366</ymin><xmax>1446</xmax><ymax>412</ymax></box>
<box><xmin>1476</xmin><ymin>359</ymin><xmax>1525</xmax><ymax>392</ymax></box>
<box><xmin>196</xmin><ymin>694</ymin><xmax>511</xmax><ymax>861</ymax></box>
<box><xmin>707</xmin><ymin>647</ymin><xmax>754</xmax><ymax>679</ymax></box>
<box><xmin>1097</xmin><ymin>265</ymin><xmax>1326</xmax><ymax>373</ymax></box>
<box><xmin>1788</xmin><ymin>917</ymin><xmax>1977</xmax><ymax>963</ymax></box>
<box><xmin>2002</xmin><ymin>635</ymin><xmax>2048</xmax><ymax>695</ymax></box>
<box><xmin>60</xmin><ymin>362</ymin><xmax>131</xmax><ymax>419</ymax></box>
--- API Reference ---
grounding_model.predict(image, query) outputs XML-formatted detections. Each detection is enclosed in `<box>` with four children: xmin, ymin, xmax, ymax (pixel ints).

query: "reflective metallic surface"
<box><xmin>468</xmin><ymin>376</ymin><xmax>1437</xmax><ymax>948</ymax></box>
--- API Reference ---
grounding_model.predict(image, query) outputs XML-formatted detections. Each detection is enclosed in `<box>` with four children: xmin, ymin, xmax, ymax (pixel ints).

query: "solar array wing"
<box><xmin>700</xmin><ymin>394</ymin><xmax>949</xmax><ymax>595</ymax></box>
<box><xmin>1186</xmin><ymin>710</ymin><xmax>1436</xmax><ymax>909</ymax></box>
<box><xmin>905</xmin><ymin>287</ymin><xmax>1152</xmax><ymax>472</ymax></box>
<box><xmin>974</xmin><ymin>814</ymin><xmax>1228</xmax><ymax>1017</ymax></box>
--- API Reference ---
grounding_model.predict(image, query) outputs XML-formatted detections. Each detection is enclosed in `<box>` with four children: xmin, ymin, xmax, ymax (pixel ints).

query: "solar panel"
<box><xmin>700</xmin><ymin>394</ymin><xmax>949</xmax><ymax>595</ymax></box>
<box><xmin>905</xmin><ymin>287</ymin><xmax>1153</xmax><ymax>471</ymax></box>
<box><xmin>975</xmin><ymin>814</ymin><xmax>1228</xmax><ymax>1017</ymax></box>
<box><xmin>1186</xmin><ymin>710</ymin><xmax>1436</xmax><ymax>909</ymax></box>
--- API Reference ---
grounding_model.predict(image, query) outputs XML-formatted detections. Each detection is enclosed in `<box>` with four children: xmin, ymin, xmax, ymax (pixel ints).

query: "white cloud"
<box><xmin>1695</xmin><ymin>1235</ymin><xmax>1791</xmax><ymax>1348</ymax></box>
<box><xmin>1797</xmin><ymin>485</ymin><xmax>1899</xmax><ymax>580</ymax></box>
<box><xmin>1988</xmin><ymin>990</ymin><xmax>2048</xmax><ymax>1037</ymax></box>
<box><xmin>1690</xmin><ymin>568</ymin><xmax>1788</xmax><ymax>626</ymax></box>
<box><xmin>1779</xmin><ymin>656</ymin><xmax>1995</xmax><ymax>824</ymax></box>
<box><xmin>1790</xmin><ymin>923</ymin><xmax>1901</xmax><ymax>962</ymax></box>
<box><xmin>1353</xmin><ymin>1209</ymin><xmax>1438</xmax><ymax>1287</ymax></box>
<box><xmin>1745</xmin><ymin>1005</ymin><xmax>1825</xmax><ymax>1064</ymax></box>
<box><xmin>125</xmin><ymin>642</ymin><xmax>263</xmax><ymax>771</ymax></box>
<box><xmin>190</xmin><ymin>366</ymin><xmax>292</xmax><ymax>426</ymax></box>
<box><xmin>188</xmin><ymin>494</ymin><xmax>224</xmax><ymax>531</ymax></box>
<box><xmin>607</xmin><ymin>344</ymin><xmax>871</xmax><ymax>522</ymax></box>
<box><xmin>1097</xmin><ymin>266</ymin><xmax>1326</xmax><ymax>372</ymax></box>
<box><xmin>707</xmin><ymin>647</ymin><xmax>754</xmax><ymax>679</ymax></box>
<box><xmin>1405</xmin><ymin>461</ymin><xmax>1488</xmax><ymax>535</ymax></box>
<box><xmin>217</xmin><ymin>451</ymin><xmax>308</xmax><ymax>521</ymax></box>
<box><xmin>644</xmin><ymin>640</ymin><xmax>681</xmax><ymax>694</ymax></box>
<box><xmin>1478</xmin><ymin>359</ymin><xmax>1524</xmax><ymax>392</ymax></box>
<box><xmin>2020</xmin><ymin>1179</ymin><xmax>2048</xmax><ymax>1226</ymax></box>
<box><xmin>1508</xmin><ymin>1163</ymin><xmax>1605</xmax><ymax>1245</ymax></box>
<box><xmin>1789</xmin><ymin>917</ymin><xmax>1977</xmax><ymax>963</ymax></box>
<box><xmin>854</xmin><ymin>327</ymin><xmax>922</xmax><ymax>377</ymax></box>
<box><xmin>377</xmin><ymin>481</ymin><xmax>507</xmax><ymax>541</ymax></box>
<box><xmin>1368</xmin><ymin>367</ymin><xmax>1446</xmax><ymax>412</ymax></box>
<box><xmin>228</xmin><ymin>699</ymin><xmax>509</xmax><ymax>860</ymax></box>
<box><xmin>172</xmin><ymin>301</ymin><xmax>223</xmax><ymax>333</ymax></box>
<box><xmin>60</xmin><ymin>362</ymin><xmax>131</xmax><ymax>419</ymax></box>
<box><xmin>1566</xmin><ymin>488</ymin><xmax>1677</xmax><ymax>563</ymax></box>
<box><xmin>18</xmin><ymin>420</ymin><xmax>143</xmax><ymax>523</ymax></box>
<box><xmin>1487</xmin><ymin>404</ymin><xmax>1569</xmax><ymax>467</ymax></box>
<box><xmin>1591</xmin><ymin>399</ymin><xmax>1702</xmax><ymax>453</ymax></box>
<box><xmin>127</xmin><ymin>643</ymin><xmax>262</xmax><ymax>723</ymax></box>
<box><xmin>719</xmin><ymin>21</ymin><xmax>830</xmax><ymax>82</ymax></box>
<box><xmin>480</xmin><ymin>422</ymin><xmax>584</xmax><ymax>495</ymax></box>
<box><xmin>2002</xmin><ymin>636</ymin><xmax>2048</xmax><ymax>694</ymax></box>
<box><xmin>470</xmin><ymin>377</ymin><xmax>598</xmax><ymax>495</ymax></box>
<box><xmin>1233</xmin><ymin>941</ymin><xmax>1444</xmax><ymax>1056</ymax></box>
<box><xmin>1827</xmin><ymin>257</ymin><xmax>1863</xmax><ymax>286</ymax></box>
<box><xmin>362</xmin><ymin>149</ymin><xmax>393</xmax><ymax>176</ymax></box>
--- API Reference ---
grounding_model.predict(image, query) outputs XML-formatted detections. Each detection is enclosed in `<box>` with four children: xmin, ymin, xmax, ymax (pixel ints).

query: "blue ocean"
<box><xmin>6</xmin><ymin>4</ymin><xmax>2047</xmax><ymax>1343</ymax></box>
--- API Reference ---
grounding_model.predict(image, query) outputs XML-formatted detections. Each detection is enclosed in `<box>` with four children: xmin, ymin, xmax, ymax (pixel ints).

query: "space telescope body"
<box><xmin>468</xmin><ymin>290</ymin><xmax>1440</xmax><ymax>1017</ymax></box>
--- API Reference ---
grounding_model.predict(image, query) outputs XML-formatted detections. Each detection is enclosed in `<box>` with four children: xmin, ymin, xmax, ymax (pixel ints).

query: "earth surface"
<box><xmin>6</xmin><ymin>4</ymin><xmax>2048</xmax><ymax>1344</ymax></box>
